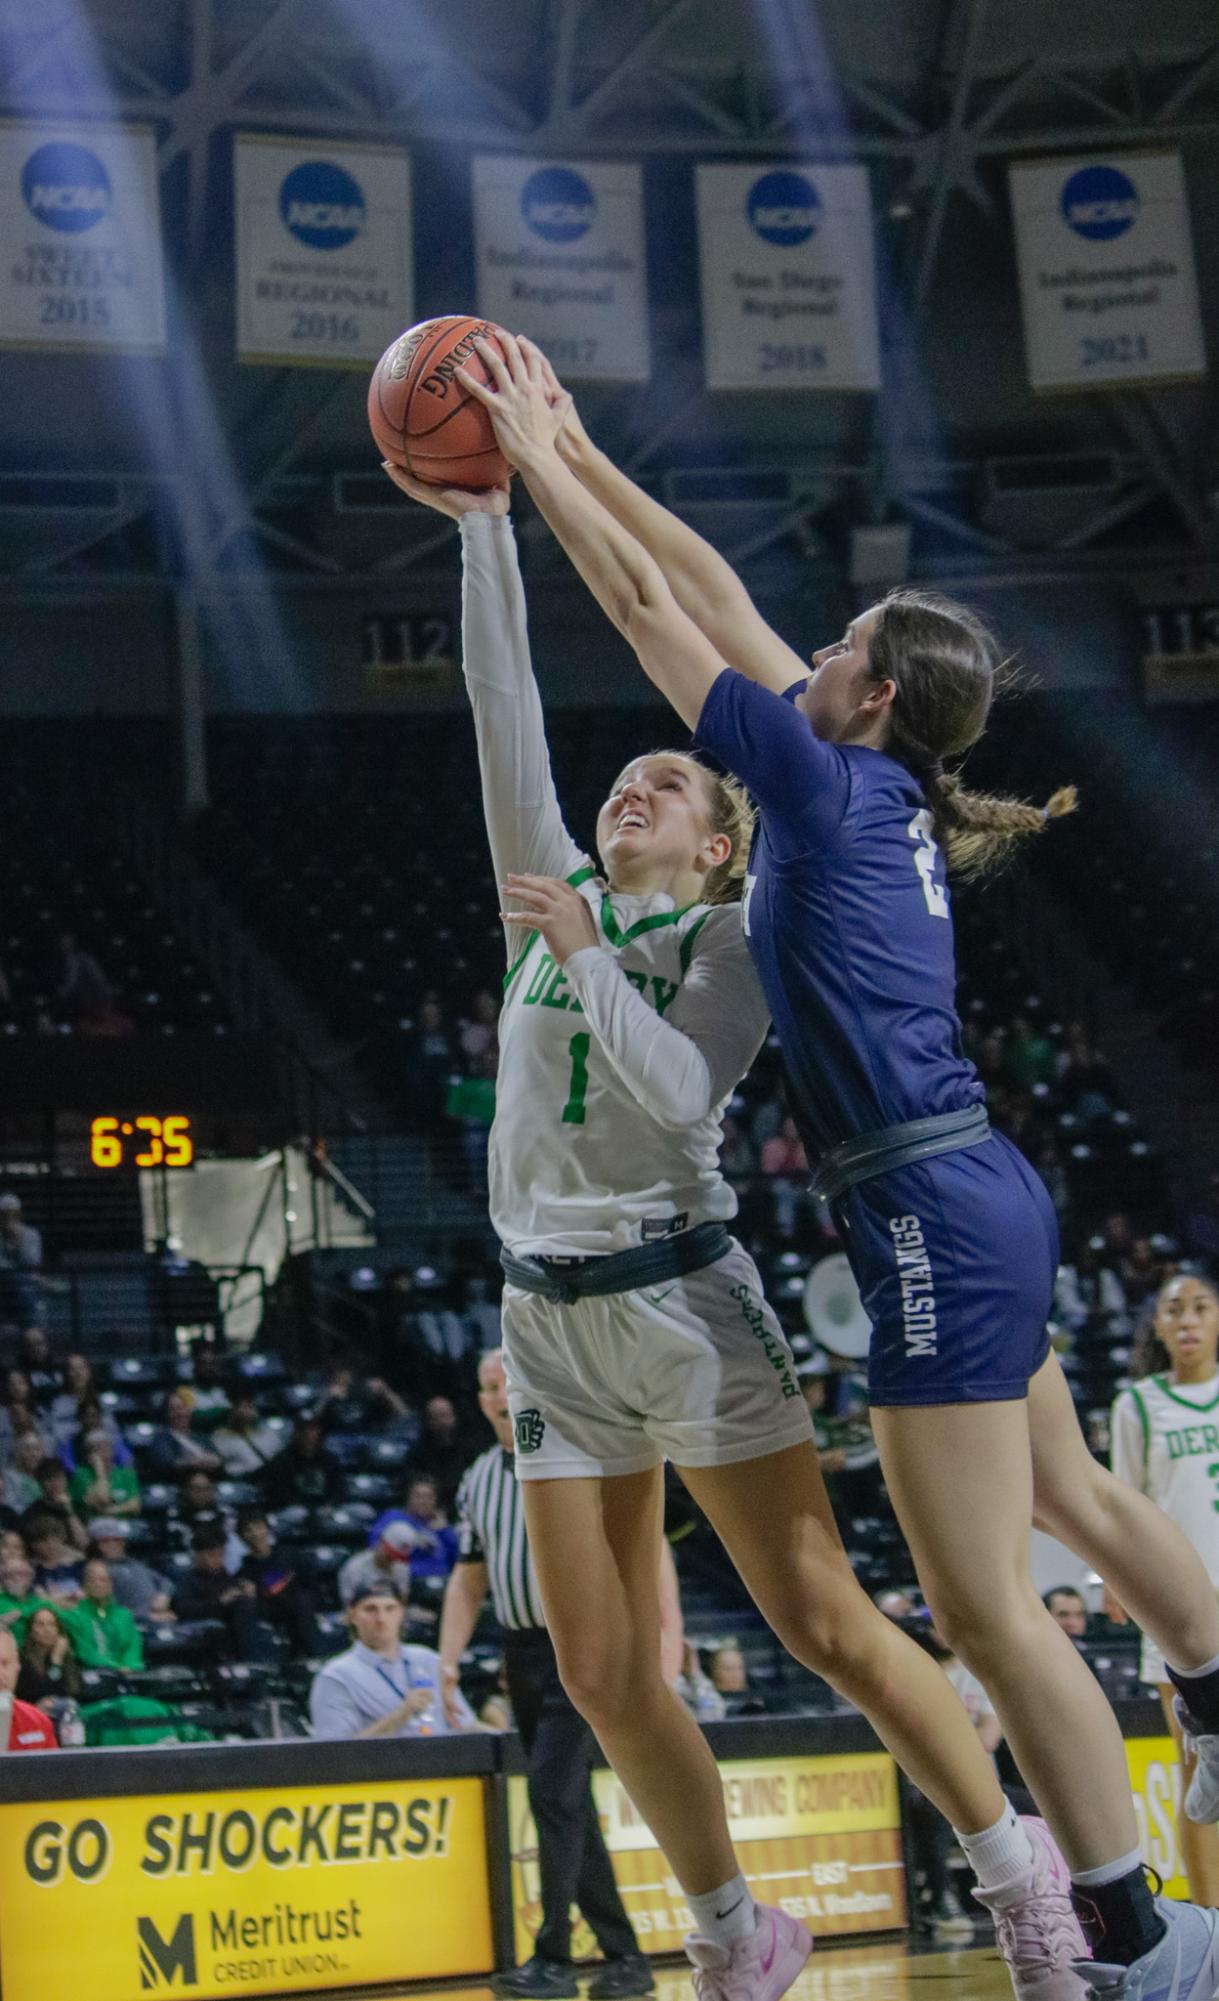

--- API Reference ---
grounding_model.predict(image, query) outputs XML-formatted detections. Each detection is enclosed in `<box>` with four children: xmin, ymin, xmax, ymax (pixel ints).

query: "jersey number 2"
<box><xmin>908</xmin><ymin>810</ymin><xmax>949</xmax><ymax>919</ymax></box>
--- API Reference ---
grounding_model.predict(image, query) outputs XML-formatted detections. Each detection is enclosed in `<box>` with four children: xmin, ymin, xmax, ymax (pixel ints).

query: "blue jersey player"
<box><xmin>464</xmin><ymin>332</ymin><xmax>1219</xmax><ymax>2001</ymax></box>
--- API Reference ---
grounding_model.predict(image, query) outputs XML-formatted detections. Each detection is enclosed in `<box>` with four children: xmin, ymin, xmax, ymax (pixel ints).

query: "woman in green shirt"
<box><xmin>61</xmin><ymin>1558</ymin><xmax>145</xmax><ymax>1672</ymax></box>
<box><xmin>69</xmin><ymin>1430</ymin><xmax>141</xmax><ymax>1519</ymax></box>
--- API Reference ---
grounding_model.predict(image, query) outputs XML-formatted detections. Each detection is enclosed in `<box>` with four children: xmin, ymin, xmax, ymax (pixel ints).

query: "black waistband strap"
<box><xmin>810</xmin><ymin>1104</ymin><xmax>991</xmax><ymax>1206</ymax></box>
<box><xmin>501</xmin><ymin>1220</ymin><xmax>732</xmax><ymax>1305</ymax></box>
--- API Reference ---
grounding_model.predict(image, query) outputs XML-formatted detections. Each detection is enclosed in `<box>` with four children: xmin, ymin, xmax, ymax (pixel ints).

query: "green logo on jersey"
<box><xmin>515</xmin><ymin>1409</ymin><xmax>546</xmax><ymax>1454</ymax></box>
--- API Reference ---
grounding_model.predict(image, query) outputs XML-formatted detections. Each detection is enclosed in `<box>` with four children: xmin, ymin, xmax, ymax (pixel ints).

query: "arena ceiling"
<box><xmin>1</xmin><ymin>0</ymin><xmax>1217</xmax><ymax>602</ymax></box>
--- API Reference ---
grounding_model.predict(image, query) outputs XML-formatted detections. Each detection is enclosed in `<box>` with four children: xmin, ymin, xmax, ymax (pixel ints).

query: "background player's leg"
<box><xmin>520</xmin><ymin>1466</ymin><xmax>738</xmax><ymax>1894</ymax></box>
<box><xmin>1159</xmin><ymin>1682</ymin><xmax>1219</xmax><ymax>1906</ymax></box>
<box><xmin>871</xmin><ymin>1397</ymin><xmax>1140</xmax><ymax>1871</ymax></box>
<box><xmin>1028</xmin><ymin>1353</ymin><xmax>1219</xmax><ymax>1675</ymax></box>
<box><xmin>680</xmin><ymin>1443</ymin><xmax>1003</xmax><ymax>1836</ymax></box>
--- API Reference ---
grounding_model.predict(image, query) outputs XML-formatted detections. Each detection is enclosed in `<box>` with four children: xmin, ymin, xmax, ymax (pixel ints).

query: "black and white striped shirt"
<box><xmin>456</xmin><ymin>1444</ymin><xmax>545</xmax><ymax>1632</ymax></box>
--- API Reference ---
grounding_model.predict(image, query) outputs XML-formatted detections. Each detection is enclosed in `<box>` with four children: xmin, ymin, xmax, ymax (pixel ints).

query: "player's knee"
<box><xmin>773</xmin><ymin>1585</ymin><xmax>877</xmax><ymax>1688</ymax></box>
<box><xmin>552</xmin><ymin>1632</ymin><xmax>635</xmax><ymax>1728</ymax></box>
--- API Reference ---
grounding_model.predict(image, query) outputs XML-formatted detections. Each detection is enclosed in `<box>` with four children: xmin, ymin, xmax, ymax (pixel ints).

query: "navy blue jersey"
<box><xmin>696</xmin><ymin>669</ymin><xmax>984</xmax><ymax>1161</ymax></box>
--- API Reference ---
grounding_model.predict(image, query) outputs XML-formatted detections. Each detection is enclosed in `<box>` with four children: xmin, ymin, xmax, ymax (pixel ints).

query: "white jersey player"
<box><xmin>1110</xmin><ymin>1274</ymin><xmax>1219</xmax><ymax>1903</ymax></box>
<box><xmin>384</xmin><ymin>455</ymin><xmax>1100</xmax><ymax>2001</ymax></box>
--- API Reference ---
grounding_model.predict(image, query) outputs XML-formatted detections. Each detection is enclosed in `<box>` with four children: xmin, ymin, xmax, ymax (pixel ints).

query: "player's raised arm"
<box><xmin>525</xmin><ymin>340</ymin><xmax>807</xmax><ymax>700</ymax></box>
<box><xmin>380</xmin><ymin>462</ymin><xmax>586</xmax><ymax>933</ymax></box>
<box><xmin>458</xmin><ymin>335</ymin><xmax>731</xmax><ymax>734</ymax></box>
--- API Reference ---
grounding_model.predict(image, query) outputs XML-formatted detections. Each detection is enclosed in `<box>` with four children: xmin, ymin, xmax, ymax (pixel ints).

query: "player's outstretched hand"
<box><xmin>456</xmin><ymin>332</ymin><xmax>572</xmax><ymax>473</ymax></box>
<box><xmin>501</xmin><ymin>873</ymin><xmax>598</xmax><ymax>965</ymax></box>
<box><xmin>518</xmin><ymin>336</ymin><xmax>589</xmax><ymax>463</ymax></box>
<box><xmin>380</xmin><ymin>460</ymin><xmax>510</xmax><ymax>521</ymax></box>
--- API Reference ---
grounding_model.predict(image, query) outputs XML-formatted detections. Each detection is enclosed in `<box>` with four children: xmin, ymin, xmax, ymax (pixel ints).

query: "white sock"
<box><xmin>1071</xmin><ymin>1848</ymin><xmax>1143</xmax><ymax>1890</ymax></box>
<box><xmin>1169</xmin><ymin>1648</ymin><xmax>1219</xmax><ymax>1680</ymax></box>
<box><xmin>686</xmin><ymin>1875</ymin><xmax>758</xmax><ymax>1947</ymax></box>
<box><xmin>954</xmin><ymin>1803</ymin><xmax>1035</xmax><ymax>1897</ymax></box>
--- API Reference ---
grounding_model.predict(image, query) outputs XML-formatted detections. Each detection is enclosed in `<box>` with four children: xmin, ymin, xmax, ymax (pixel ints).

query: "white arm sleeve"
<box><xmin>1110</xmin><ymin>1391</ymin><xmax>1149</xmax><ymax>1493</ymax></box>
<box><xmin>460</xmin><ymin>514</ymin><xmax>587</xmax><ymax>915</ymax></box>
<box><xmin>563</xmin><ymin>907</ymin><xmax>770</xmax><ymax>1129</ymax></box>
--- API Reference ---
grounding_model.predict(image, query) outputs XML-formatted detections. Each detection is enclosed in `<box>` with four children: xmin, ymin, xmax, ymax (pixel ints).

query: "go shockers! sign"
<box><xmin>0</xmin><ymin>1778</ymin><xmax>494</xmax><ymax>1999</ymax></box>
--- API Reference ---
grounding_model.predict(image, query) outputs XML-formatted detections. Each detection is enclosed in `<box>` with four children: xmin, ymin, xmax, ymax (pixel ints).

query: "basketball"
<box><xmin>368</xmin><ymin>315</ymin><xmax>512</xmax><ymax>489</ymax></box>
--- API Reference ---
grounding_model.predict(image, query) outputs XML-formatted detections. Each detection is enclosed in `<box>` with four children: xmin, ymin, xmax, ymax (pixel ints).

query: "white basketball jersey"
<box><xmin>1111</xmin><ymin>1373</ymin><xmax>1219</xmax><ymax>1585</ymax></box>
<box><xmin>492</xmin><ymin>864</ymin><xmax>757</xmax><ymax>1255</ymax></box>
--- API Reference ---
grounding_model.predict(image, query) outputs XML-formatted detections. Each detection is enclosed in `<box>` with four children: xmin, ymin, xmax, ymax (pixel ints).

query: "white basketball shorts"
<box><xmin>501</xmin><ymin>1237</ymin><xmax>815</xmax><ymax>1480</ymax></box>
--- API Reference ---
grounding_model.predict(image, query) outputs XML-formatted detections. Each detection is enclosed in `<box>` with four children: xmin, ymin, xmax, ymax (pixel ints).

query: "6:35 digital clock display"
<box><xmin>90</xmin><ymin>1116</ymin><xmax>194</xmax><ymax>1169</ymax></box>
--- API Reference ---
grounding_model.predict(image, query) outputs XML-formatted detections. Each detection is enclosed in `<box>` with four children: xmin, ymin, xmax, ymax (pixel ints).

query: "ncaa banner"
<box><xmin>695</xmin><ymin>163</ymin><xmax>881</xmax><ymax>392</ymax></box>
<box><xmin>1010</xmin><ymin>151</ymin><xmax>1206</xmax><ymax>392</ymax></box>
<box><xmin>235</xmin><ymin>134</ymin><xmax>413</xmax><ymax>367</ymax></box>
<box><xmin>0</xmin><ymin>1775</ymin><xmax>494</xmax><ymax>1999</ymax></box>
<box><xmin>472</xmin><ymin>154</ymin><xmax>650</xmax><ymax>382</ymax></box>
<box><xmin>0</xmin><ymin>119</ymin><xmax>166</xmax><ymax>354</ymax></box>
<box><xmin>510</xmin><ymin>1752</ymin><xmax>905</xmax><ymax>1958</ymax></box>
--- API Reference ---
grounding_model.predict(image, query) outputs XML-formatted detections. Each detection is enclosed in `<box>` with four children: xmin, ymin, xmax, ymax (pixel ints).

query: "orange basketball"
<box><xmin>368</xmin><ymin>315</ymin><xmax>512</xmax><ymax>489</ymax></box>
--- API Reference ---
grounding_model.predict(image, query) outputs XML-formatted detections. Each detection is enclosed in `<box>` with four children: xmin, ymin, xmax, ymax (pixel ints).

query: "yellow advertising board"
<box><xmin>1125</xmin><ymin>1735</ymin><xmax>1189</xmax><ymax>1901</ymax></box>
<box><xmin>509</xmin><ymin>1753</ymin><xmax>905</xmax><ymax>1959</ymax></box>
<box><xmin>0</xmin><ymin>1775</ymin><xmax>493</xmax><ymax>2001</ymax></box>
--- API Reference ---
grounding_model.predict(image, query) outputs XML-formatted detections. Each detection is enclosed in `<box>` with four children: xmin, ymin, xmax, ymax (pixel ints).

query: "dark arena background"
<box><xmin>0</xmin><ymin>2</ymin><xmax>1218</xmax><ymax>1998</ymax></box>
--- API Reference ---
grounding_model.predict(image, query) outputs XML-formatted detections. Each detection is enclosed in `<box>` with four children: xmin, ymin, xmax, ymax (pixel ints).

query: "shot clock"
<box><xmin>90</xmin><ymin>1115</ymin><xmax>194</xmax><ymax>1169</ymax></box>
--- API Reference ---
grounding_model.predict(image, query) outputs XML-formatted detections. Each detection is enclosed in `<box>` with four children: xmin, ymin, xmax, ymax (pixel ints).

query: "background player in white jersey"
<box><xmin>1111</xmin><ymin>1276</ymin><xmax>1219</xmax><ymax>1904</ymax></box>
<box><xmin>384</xmin><ymin>453</ymin><xmax>1093</xmax><ymax>2001</ymax></box>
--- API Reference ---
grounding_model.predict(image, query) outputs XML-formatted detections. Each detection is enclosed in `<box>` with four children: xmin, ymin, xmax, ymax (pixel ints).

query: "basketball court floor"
<box><xmin>349</xmin><ymin>1940</ymin><xmax>1015</xmax><ymax>2000</ymax></box>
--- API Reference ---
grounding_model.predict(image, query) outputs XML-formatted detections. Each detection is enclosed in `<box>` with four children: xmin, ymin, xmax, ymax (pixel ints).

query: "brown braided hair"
<box><xmin>867</xmin><ymin>589</ymin><xmax>1077</xmax><ymax>879</ymax></box>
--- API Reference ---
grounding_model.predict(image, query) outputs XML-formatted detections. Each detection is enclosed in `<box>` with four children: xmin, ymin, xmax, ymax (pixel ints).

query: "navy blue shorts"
<box><xmin>836</xmin><ymin>1132</ymin><xmax>1058</xmax><ymax>1407</ymax></box>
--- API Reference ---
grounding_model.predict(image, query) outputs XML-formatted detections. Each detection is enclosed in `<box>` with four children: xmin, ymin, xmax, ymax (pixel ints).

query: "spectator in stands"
<box><xmin>338</xmin><ymin>1520</ymin><xmax>414</xmax><ymax>1608</ymax></box>
<box><xmin>407</xmin><ymin>1395</ymin><xmax>474</xmax><ymax>1509</ymax></box>
<box><xmin>63</xmin><ymin>1393</ymin><xmax>132</xmax><ymax>1474</ymax></box>
<box><xmin>675</xmin><ymin>1641</ymin><xmax>727</xmax><ymax>1722</ymax></box>
<box><xmin>148</xmin><ymin>1390</ymin><xmax>223</xmax><ymax>1479</ymax></box>
<box><xmin>18</xmin><ymin>1605</ymin><xmax>82</xmax><ymax>1706</ymax></box>
<box><xmin>0</xmin><ymin>1196</ymin><xmax>44</xmax><ymax>1329</ymax></box>
<box><xmin>459</xmin><ymin>988</ymin><xmax>500</xmax><ymax>1066</ymax></box>
<box><xmin>407</xmin><ymin>1288</ymin><xmax>476</xmax><ymax>1408</ymax></box>
<box><xmin>0</xmin><ymin>1629</ymin><xmax>57</xmax><ymax>1749</ymax></box>
<box><xmin>407</xmin><ymin>997</ymin><xmax>456</xmax><ymax>1130</ymax></box>
<box><xmin>446</xmin><ymin>1049</ymin><xmax>497</xmax><ymax>1191</ymax></box>
<box><xmin>3</xmin><ymin>1432</ymin><xmax>49</xmax><ymax>1513</ymax></box>
<box><xmin>17</xmin><ymin>1327</ymin><xmax>61</xmax><ymax>1403</ymax></box>
<box><xmin>309</xmin><ymin>1579</ymin><xmax>476</xmax><ymax>1739</ymax></box>
<box><xmin>263</xmin><ymin>1413</ymin><xmax>344</xmax><ymax>1509</ymax></box>
<box><xmin>188</xmin><ymin>1348</ymin><xmax>232</xmax><ymax>1422</ymax></box>
<box><xmin>1058</xmin><ymin>1024</ymin><xmax>1117</xmax><ymax>1121</ymax></box>
<box><xmin>53</xmin><ymin>927</ymin><xmax>111</xmax><ymax>1026</ymax></box>
<box><xmin>708</xmin><ymin>1644</ymin><xmax>765</xmax><ymax>1717</ymax></box>
<box><xmin>370</xmin><ymin>1475</ymin><xmax>458</xmax><ymax>1593</ymax></box>
<box><xmin>173</xmin><ymin>1523</ymin><xmax>268</xmax><ymax>1662</ymax></box>
<box><xmin>173</xmin><ymin>1469</ymin><xmax>244</xmax><ymax>1571</ymax></box>
<box><xmin>1054</xmin><ymin>1242</ymin><xmax>1129</xmax><ymax>1336</ymax></box>
<box><xmin>1123</xmin><ymin>1235</ymin><xmax>1167</xmax><ymax>1313</ymax></box>
<box><xmin>30</xmin><ymin>1457</ymin><xmax>88</xmax><ymax>1551</ymax></box>
<box><xmin>48</xmin><ymin>1353</ymin><xmax>101</xmax><ymax>1445</ymax></box>
<box><xmin>69</xmin><ymin>1429</ymin><xmax>140</xmax><ymax>1518</ymax></box>
<box><xmin>1005</xmin><ymin>1013</ymin><xmax>1057</xmax><ymax>1092</ymax></box>
<box><xmin>235</xmin><ymin>1508</ymin><xmax>320</xmax><ymax>1655</ymax></box>
<box><xmin>0</xmin><ymin>1552</ymin><xmax>45</xmax><ymax>1641</ymax></box>
<box><xmin>0</xmin><ymin>1369</ymin><xmax>46</xmax><ymax>1456</ymax></box>
<box><xmin>88</xmin><ymin>1519</ymin><xmax>175</xmax><ymax>1626</ymax></box>
<box><xmin>61</xmin><ymin>1558</ymin><xmax>145</xmax><ymax>1672</ymax></box>
<box><xmin>316</xmin><ymin>1367</ymin><xmax>411</xmax><ymax>1435</ymax></box>
<box><xmin>211</xmin><ymin>1395</ymin><xmax>284</xmax><ymax>1478</ymax></box>
<box><xmin>26</xmin><ymin>1512</ymin><xmax>84</xmax><ymax>1603</ymax></box>
<box><xmin>1045</xmin><ymin>1587</ymin><xmax>1089</xmax><ymax>1640</ymax></box>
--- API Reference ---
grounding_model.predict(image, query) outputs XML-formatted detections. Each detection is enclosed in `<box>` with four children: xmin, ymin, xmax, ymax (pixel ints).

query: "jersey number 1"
<box><xmin>908</xmin><ymin>809</ymin><xmax>949</xmax><ymax>919</ymax></box>
<box><xmin>562</xmin><ymin>1032</ymin><xmax>591</xmax><ymax>1125</ymax></box>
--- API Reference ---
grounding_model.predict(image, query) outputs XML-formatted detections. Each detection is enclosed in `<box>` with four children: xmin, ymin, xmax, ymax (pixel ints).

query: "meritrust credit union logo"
<box><xmin>747</xmin><ymin>169</ymin><xmax>821</xmax><ymax>247</ymax></box>
<box><xmin>520</xmin><ymin>164</ymin><xmax>596</xmax><ymax>244</ymax></box>
<box><xmin>138</xmin><ymin>1913</ymin><xmax>198</xmax><ymax>1991</ymax></box>
<box><xmin>21</xmin><ymin>139</ymin><xmax>112</xmax><ymax>233</ymax></box>
<box><xmin>1059</xmin><ymin>162</ymin><xmax>1139</xmax><ymax>241</ymax></box>
<box><xmin>278</xmin><ymin>159</ymin><xmax>366</xmax><ymax>250</ymax></box>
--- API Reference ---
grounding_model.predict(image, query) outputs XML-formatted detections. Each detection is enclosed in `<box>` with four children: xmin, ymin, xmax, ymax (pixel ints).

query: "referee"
<box><xmin>440</xmin><ymin>1350</ymin><xmax>653</xmax><ymax>2000</ymax></box>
